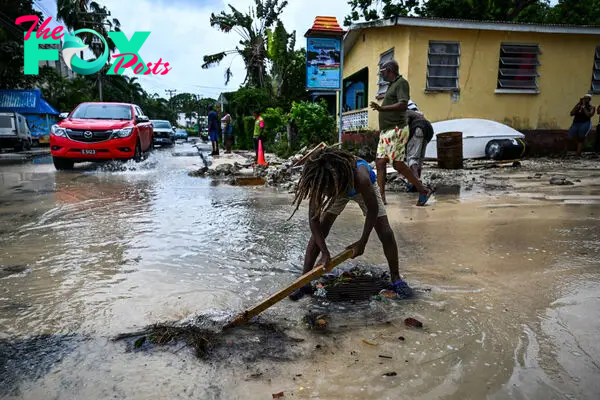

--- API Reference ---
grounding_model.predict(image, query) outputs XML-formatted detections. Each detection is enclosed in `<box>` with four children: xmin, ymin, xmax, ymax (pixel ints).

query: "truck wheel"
<box><xmin>24</xmin><ymin>139</ymin><xmax>32</xmax><ymax>151</ymax></box>
<box><xmin>14</xmin><ymin>141</ymin><xmax>24</xmax><ymax>152</ymax></box>
<box><xmin>133</xmin><ymin>140</ymin><xmax>142</xmax><ymax>162</ymax></box>
<box><xmin>53</xmin><ymin>157</ymin><xmax>74</xmax><ymax>170</ymax></box>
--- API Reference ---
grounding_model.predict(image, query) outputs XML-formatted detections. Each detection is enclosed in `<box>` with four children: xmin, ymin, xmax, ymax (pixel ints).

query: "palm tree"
<box><xmin>202</xmin><ymin>0</ymin><xmax>288</xmax><ymax>87</ymax></box>
<box><xmin>57</xmin><ymin>0</ymin><xmax>121</xmax><ymax>56</ymax></box>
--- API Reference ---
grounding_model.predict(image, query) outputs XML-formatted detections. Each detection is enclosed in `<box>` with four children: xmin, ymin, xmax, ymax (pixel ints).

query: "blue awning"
<box><xmin>0</xmin><ymin>89</ymin><xmax>59</xmax><ymax>115</ymax></box>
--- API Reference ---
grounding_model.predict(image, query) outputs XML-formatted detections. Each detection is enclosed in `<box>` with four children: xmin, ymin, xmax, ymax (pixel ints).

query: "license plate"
<box><xmin>82</xmin><ymin>149</ymin><xmax>96</xmax><ymax>155</ymax></box>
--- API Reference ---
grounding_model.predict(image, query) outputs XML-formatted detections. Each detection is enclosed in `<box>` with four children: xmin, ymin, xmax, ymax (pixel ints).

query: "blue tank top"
<box><xmin>348</xmin><ymin>159</ymin><xmax>377</xmax><ymax>197</ymax></box>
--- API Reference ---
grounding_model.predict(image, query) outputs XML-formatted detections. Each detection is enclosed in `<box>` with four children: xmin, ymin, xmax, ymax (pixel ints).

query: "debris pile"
<box><xmin>113</xmin><ymin>313</ymin><xmax>308</xmax><ymax>361</ymax></box>
<box><xmin>549</xmin><ymin>176</ymin><xmax>574</xmax><ymax>185</ymax></box>
<box><xmin>188</xmin><ymin>145</ymin><xmax>598</xmax><ymax>195</ymax></box>
<box><xmin>189</xmin><ymin>162</ymin><xmax>247</xmax><ymax>178</ymax></box>
<box><xmin>310</xmin><ymin>265</ymin><xmax>392</xmax><ymax>302</ymax></box>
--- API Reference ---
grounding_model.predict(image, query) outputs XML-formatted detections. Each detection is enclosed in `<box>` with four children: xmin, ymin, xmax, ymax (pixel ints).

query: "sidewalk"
<box><xmin>0</xmin><ymin>148</ymin><xmax>51</xmax><ymax>165</ymax></box>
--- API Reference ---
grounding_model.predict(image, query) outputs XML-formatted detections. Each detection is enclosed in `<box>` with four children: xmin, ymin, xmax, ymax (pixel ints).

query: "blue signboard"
<box><xmin>306</xmin><ymin>37</ymin><xmax>342</xmax><ymax>90</ymax></box>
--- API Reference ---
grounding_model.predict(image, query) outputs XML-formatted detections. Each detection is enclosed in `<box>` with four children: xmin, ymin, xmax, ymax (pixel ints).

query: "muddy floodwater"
<box><xmin>1</xmin><ymin>143</ymin><xmax>600</xmax><ymax>400</ymax></box>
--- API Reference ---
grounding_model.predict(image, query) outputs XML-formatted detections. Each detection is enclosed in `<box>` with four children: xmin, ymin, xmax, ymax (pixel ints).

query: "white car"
<box><xmin>151</xmin><ymin>120</ymin><xmax>175</xmax><ymax>147</ymax></box>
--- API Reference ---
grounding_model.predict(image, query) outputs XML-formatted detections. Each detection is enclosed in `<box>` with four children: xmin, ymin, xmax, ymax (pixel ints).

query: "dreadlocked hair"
<box><xmin>288</xmin><ymin>147</ymin><xmax>356</xmax><ymax>220</ymax></box>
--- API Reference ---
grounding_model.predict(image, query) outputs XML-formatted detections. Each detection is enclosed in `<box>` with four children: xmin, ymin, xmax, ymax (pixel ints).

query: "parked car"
<box><xmin>50</xmin><ymin>102</ymin><xmax>154</xmax><ymax>170</ymax></box>
<box><xmin>0</xmin><ymin>112</ymin><xmax>33</xmax><ymax>151</ymax></box>
<box><xmin>151</xmin><ymin>120</ymin><xmax>174</xmax><ymax>146</ymax></box>
<box><xmin>174</xmin><ymin>128</ymin><xmax>188</xmax><ymax>141</ymax></box>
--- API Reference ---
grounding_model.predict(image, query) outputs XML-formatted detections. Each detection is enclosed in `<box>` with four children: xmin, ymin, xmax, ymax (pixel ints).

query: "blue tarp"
<box><xmin>0</xmin><ymin>89</ymin><xmax>59</xmax><ymax>116</ymax></box>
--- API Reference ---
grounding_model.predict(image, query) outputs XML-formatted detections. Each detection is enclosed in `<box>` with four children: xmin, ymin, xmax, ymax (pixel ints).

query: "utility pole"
<box><xmin>98</xmin><ymin>75</ymin><xmax>103</xmax><ymax>101</ymax></box>
<box><xmin>165</xmin><ymin>89</ymin><xmax>177</xmax><ymax>125</ymax></box>
<box><xmin>197</xmin><ymin>93</ymin><xmax>202</xmax><ymax>127</ymax></box>
<box><xmin>165</xmin><ymin>89</ymin><xmax>177</xmax><ymax>101</ymax></box>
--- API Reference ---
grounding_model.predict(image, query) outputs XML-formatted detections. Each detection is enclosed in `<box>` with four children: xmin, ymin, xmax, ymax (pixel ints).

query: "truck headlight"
<box><xmin>51</xmin><ymin>125</ymin><xmax>66</xmax><ymax>137</ymax></box>
<box><xmin>112</xmin><ymin>128</ymin><xmax>133</xmax><ymax>138</ymax></box>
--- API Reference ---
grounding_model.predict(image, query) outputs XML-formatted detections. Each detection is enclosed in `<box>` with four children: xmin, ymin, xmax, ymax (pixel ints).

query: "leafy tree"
<box><xmin>266</xmin><ymin>21</ymin><xmax>308</xmax><ymax>108</ymax></box>
<box><xmin>169</xmin><ymin>93</ymin><xmax>198</xmax><ymax>123</ymax></box>
<box><xmin>343</xmin><ymin>0</ymin><xmax>563</xmax><ymax>25</ymax></box>
<box><xmin>0</xmin><ymin>0</ymin><xmax>43</xmax><ymax>88</ymax></box>
<box><xmin>202</xmin><ymin>0</ymin><xmax>288</xmax><ymax>87</ymax></box>
<box><xmin>38</xmin><ymin>66</ymin><xmax>93</xmax><ymax>111</ymax></box>
<box><xmin>421</xmin><ymin>0</ymin><xmax>548</xmax><ymax>22</ymax></box>
<box><xmin>288</xmin><ymin>100</ymin><xmax>336</xmax><ymax>147</ymax></box>
<box><xmin>140</xmin><ymin>95</ymin><xmax>176</xmax><ymax>123</ymax></box>
<box><xmin>57</xmin><ymin>0</ymin><xmax>121</xmax><ymax>56</ymax></box>
<box><xmin>545</xmin><ymin>0</ymin><xmax>600</xmax><ymax>25</ymax></box>
<box><xmin>344</xmin><ymin>0</ymin><xmax>420</xmax><ymax>26</ymax></box>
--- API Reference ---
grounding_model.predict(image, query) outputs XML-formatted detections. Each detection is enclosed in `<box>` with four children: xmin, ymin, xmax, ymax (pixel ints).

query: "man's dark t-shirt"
<box><xmin>573</xmin><ymin>104</ymin><xmax>593</xmax><ymax>123</ymax></box>
<box><xmin>379</xmin><ymin>75</ymin><xmax>410</xmax><ymax>130</ymax></box>
<box><xmin>208</xmin><ymin>111</ymin><xmax>218</xmax><ymax>133</ymax></box>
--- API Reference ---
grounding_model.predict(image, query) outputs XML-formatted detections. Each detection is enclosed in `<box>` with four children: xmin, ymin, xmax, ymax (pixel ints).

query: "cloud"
<box><xmin>37</xmin><ymin>0</ymin><xmax>349</xmax><ymax>100</ymax></box>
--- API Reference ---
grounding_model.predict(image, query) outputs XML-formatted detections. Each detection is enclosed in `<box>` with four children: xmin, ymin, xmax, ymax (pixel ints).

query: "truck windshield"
<box><xmin>71</xmin><ymin>104</ymin><xmax>132</xmax><ymax>120</ymax></box>
<box><xmin>152</xmin><ymin>121</ymin><xmax>171</xmax><ymax>129</ymax></box>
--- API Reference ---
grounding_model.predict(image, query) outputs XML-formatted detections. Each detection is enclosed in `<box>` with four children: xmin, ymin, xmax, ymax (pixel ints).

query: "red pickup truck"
<box><xmin>50</xmin><ymin>102</ymin><xmax>154</xmax><ymax>170</ymax></box>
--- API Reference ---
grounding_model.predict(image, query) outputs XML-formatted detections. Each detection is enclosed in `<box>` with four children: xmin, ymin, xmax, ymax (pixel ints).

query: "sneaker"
<box><xmin>289</xmin><ymin>284</ymin><xmax>312</xmax><ymax>301</ymax></box>
<box><xmin>392</xmin><ymin>280</ymin><xmax>414</xmax><ymax>299</ymax></box>
<box><xmin>416</xmin><ymin>188</ymin><xmax>433</xmax><ymax>206</ymax></box>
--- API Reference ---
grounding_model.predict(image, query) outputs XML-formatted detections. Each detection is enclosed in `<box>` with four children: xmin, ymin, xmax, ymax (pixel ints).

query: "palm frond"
<box><xmin>202</xmin><ymin>50</ymin><xmax>237</xmax><ymax>69</ymax></box>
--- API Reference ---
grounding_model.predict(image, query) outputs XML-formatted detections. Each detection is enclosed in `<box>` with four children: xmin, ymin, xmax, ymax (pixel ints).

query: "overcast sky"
<box><xmin>36</xmin><ymin>0</ymin><xmax>349</xmax><ymax>100</ymax></box>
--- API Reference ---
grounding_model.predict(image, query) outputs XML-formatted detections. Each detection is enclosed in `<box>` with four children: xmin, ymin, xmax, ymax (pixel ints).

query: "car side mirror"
<box><xmin>136</xmin><ymin>116</ymin><xmax>149</xmax><ymax>123</ymax></box>
<box><xmin>58</xmin><ymin>112</ymin><xmax>69</xmax><ymax>120</ymax></box>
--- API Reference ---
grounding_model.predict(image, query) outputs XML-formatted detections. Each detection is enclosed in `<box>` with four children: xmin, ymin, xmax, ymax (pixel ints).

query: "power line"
<box><xmin>165</xmin><ymin>89</ymin><xmax>177</xmax><ymax>99</ymax></box>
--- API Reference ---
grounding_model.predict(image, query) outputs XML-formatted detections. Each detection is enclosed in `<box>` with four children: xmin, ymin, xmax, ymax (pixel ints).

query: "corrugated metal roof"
<box><xmin>0</xmin><ymin>89</ymin><xmax>59</xmax><ymax>115</ymax></box>
<box><xmin>305</xmin><ymin>16</ymin><xmax>345</xmax><ymax>37</ymax></box>
<box><xmin>344</xmin><ymin>15</ymin><xmax>600</xmax><ymax>56</ymax></box>
<box><xmin>347</xmin><ymin>15</ymin><xmax>600</xmax><ymax>34</ymax></box>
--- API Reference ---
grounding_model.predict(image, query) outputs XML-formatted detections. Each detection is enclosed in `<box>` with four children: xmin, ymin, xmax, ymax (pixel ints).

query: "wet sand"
<box><xmin>1</xmin><ymin>144</ymin><xmax>599</xmax><ymax>399</ymax></box>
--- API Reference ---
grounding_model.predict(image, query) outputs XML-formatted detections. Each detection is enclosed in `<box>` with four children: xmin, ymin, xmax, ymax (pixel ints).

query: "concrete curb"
<box><xmin>0</xmin><ymin>149</ymin><xmax>51</xmax><ymax>166</ymax></box>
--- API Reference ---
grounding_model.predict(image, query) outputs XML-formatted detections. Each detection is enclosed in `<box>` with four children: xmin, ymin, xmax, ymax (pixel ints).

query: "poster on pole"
<box><xmin>306</xmin><ymin>37</ymin><xmax>341</xmax><ymax>90</ymax></box>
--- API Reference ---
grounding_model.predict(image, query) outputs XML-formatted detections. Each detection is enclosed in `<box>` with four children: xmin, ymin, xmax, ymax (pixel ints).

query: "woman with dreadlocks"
<box><xmin>288</xmin><ymin>147</ymin><xmax>414</xmax><ymax>301</ymax></box>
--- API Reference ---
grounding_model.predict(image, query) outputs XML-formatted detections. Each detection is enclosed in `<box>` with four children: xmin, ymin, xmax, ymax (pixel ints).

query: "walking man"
<box><xmin>369</xmin><ymin>60</ymin><xmax>432</xmax><ymax>206</ymax></box>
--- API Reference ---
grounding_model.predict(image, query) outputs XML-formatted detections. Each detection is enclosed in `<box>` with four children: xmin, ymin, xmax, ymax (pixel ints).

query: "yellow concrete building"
<box><xmin>340</xmin><ymin>17</ymin><xmax>600</xmax><ymax>134</ymax></box>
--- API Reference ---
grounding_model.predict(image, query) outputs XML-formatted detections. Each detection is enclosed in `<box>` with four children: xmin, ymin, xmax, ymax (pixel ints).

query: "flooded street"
<box><xmin>1</xmin><ymin>144</ymin><xmax>600</xmax><ymax>399</ymax></box>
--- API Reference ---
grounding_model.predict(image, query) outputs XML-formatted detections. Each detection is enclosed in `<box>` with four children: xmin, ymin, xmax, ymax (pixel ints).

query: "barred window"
<box><xmin>497</xmin><ymin>43</ymin><xmax>540</xmax><ymax>90</ymax></box>
<box><xmin>426</xmin><ymin>41</ymin><xmax>460</xmax><ymax>90</ymax></box>
<box><xmin>591</xmin><ymin>46</ymin><xmax>600</xmax><ymax>93</ymax></box>
<box><xmin>376</xmin><ymin>48</ymin><xmax>394</xmax><ymax>99</ymax></box>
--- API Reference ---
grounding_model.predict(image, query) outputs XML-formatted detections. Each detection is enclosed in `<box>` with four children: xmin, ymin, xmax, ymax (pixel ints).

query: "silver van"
<box><xmin>0</xmin><ymin>112</ymin><xmax>33</xmax><ymax>151</ymax></box>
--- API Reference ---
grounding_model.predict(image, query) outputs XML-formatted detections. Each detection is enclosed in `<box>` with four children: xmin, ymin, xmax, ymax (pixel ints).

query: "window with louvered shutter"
<box><xmin>497</xmin><ymin>43</ymin><xmax>540</xmax><ymax>90</ymax></box>
<box><xmin>426</xmin><ymin>41</ymin><xmax>460</xmax><ymax>90</ymax></box>
<box><xmin>591</xmin><ymin>47</ymin><xmax>600</xmax><ymax>94</ymax></box>
<box><xmin>376</xmin><ymin>48</ymin><xmax>394</xmax><ymax>98</ymax></box>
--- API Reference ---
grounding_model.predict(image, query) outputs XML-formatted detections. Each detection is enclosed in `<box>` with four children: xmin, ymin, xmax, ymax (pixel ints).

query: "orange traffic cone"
<box><xmin>257</xmin><ymin>139</ymin><xmax>268</xmax><ymax>166</ymax></box>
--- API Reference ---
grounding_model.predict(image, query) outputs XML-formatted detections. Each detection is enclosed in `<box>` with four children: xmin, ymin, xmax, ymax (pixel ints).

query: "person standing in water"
<box><xmin>369</xmin><ymin>60</ymin><xmax>432</xmax><ymax>206</ymax></box>
<box><xmin>569</xmin><ymin>94</ymin><xmax>595</xmax><ymax>157</ymax></box>
<box><xmin>287</xmin><ymin>147</ymin><xmax>414</xmax><ymax>301</ymax></box>
<box><xmin>207</xmin><ymin>105</ymin><xmax>219</xmax><ymax>156</ymax></box>
<box><xmin>221</xmin><ymin>109</ymin><xmax>233</xmax><ymax>154</ymax></box>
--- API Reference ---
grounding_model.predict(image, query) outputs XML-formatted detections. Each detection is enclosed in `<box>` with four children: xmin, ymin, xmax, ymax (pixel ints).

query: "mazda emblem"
<box><xmin>84</xmin><ymin>131</ymin><xmax>93</xmax><ymax>139</ymax></box>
